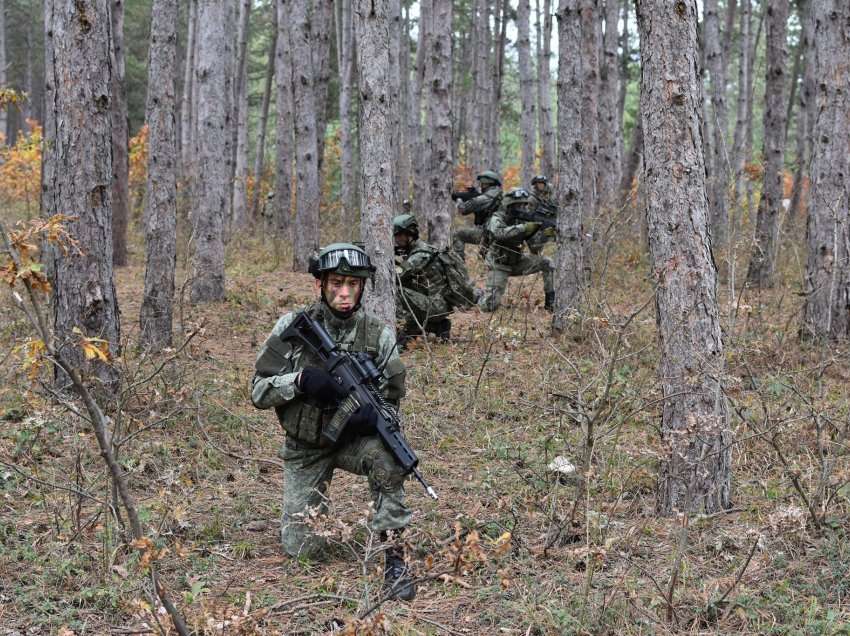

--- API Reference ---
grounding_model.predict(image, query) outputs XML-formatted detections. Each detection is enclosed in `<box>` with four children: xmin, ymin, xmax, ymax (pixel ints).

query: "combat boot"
<box><xmin>432</xmin><ymin>318</ymin><xmax>451</xmax><ymax>342</ymax></box>
<box><xmin>544</xmin><ymin>291</ymin><xmax>555</xmax><ymax>311</ymax></box>
<box><xmin>383</xmin><ymin>547</ymin><xmax>416</xmax><ymax>601</ymax></box>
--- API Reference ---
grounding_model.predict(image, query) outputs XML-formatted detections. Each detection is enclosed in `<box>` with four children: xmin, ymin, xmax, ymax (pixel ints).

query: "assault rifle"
<box><xmin>280</xmin><ymin>311</ymin><xmax>438</xmax><ymax>500</ymax></box>
<box><xmin>514</xmin><ymin>206</ymin><xmax>558</xmax><ymax>233</ymax></box>
<box><xmin>450</xmin><ymin>185</ymin><xmax>479</xmax><ymax>202</ymax></box>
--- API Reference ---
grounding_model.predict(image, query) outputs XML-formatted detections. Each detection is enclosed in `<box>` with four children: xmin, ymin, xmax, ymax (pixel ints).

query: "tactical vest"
<box><xmin>273</xmin><ymin>304</ymin><xmax>402</xmax><ymax>447</ymax></box>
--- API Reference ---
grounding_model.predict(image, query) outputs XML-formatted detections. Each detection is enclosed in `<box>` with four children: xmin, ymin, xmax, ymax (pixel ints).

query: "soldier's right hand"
<box><xmin>296</xmin><ymin>367</ymin><xmax>347</xmax><ymax>403</ymax></box>
<box><xmin>523</xmin><ymin>222</ymin><xmax>542</xmax><ymax>236</ymax></box>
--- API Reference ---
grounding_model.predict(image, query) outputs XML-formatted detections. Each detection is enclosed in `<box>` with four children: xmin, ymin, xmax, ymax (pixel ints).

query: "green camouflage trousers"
<box><xmin>452</xmin><ymin>226</ymin><xmax>484</xmax><ymax>259</ymax></box>
<box><xmin>281</xmin><ymin>436</ymin><xmax>412</xmax><ymax>559</ymax></box>
<box><xmin>478</xmin><ymin>254</ymin><xmax>554</xmax><ymax>312</ymax></box>
<box><xmin>397</xmin><ymin>287</ymin><xmax>451</xmax><ymax>334</ymax></box>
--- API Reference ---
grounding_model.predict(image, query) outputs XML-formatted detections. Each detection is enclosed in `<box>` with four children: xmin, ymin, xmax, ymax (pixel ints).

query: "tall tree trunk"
<box><xmin>0</xmin><ymin>0</ymin><xmax>6</xmax><ymax>144</ymax></box>
<box><xmin>730</xmin><ymin>0</ymin><xmax>751</xmax><ymax>212</ymax></box>
<box><xmin>412</xmin><ymin>0</ymin><xmax>430</xmax><ymax>220</ymax></box>
<box><xmin>746</xmin><ymin>0</ymin><xmax>789</xmax><ymax>287</ymax></box>
<box><xmin>289</xmin><ymin>0</ymin><xmax>322</xmax><ymax>271</ymax></box>
<box><xmin>579</xmin><ymin>0</ymin><xmax>599</xmax><ymax>265</ymax></box>
<box><xmin>800</xmin><ymin>0</ymin><xmax>850</xmax><ymax>341</ymax></box>
<box><xmin>354</xmin><ymin>0</ymin><xmax>397</xmax><ymax>328</ymax></box>
<box><xmin>274</xmin><ymin>0</ymin><xmax>294</xmax><ymax>237</ymax></box>
<box><xmin>231</xmin><ymin>0</ymin><xmax>252</xmax><ymax>232</ymax></box>
<box><xmin>487</xmin><ymin>0</ymin><xmax>508</xmax><ymax>171</ymax></box>
<box><xmin>617</xmin><ymin>0</ymin><xmax>629</xmax><ymax>141</ymax></box>
<box><xmin>314</xmin><ymin>0</ymin><xmax>334</xmax><ymax>180</ymax></box>
<box><xmin>537</xmin><ymin>0</ymin><xmax>556</xmax><ymax>180</ymax></box>
<box><xmin>423</xmin><ymin>0</ymin><xmax>453</xmax><ymax>247</ymax></box>
<box><xmin>636</xmin><ymin>0</ymin><xmax>730</xmax><ymax>515</ymax></box>
<box><xmin>396</xmin><ymin>0</ymin><xmax>411</xmax><ymax>201</ymax></box>
<box><xmin>517</xmin><ymin>0</ymin><xmax>536</xmax><ymax>186</ymax></box>
<box><xmin>787</xmin><ymin>0</ymin><xmax>813</xmax><ymax>221</ymax></box>
<box><xmin>180</xmin><ymin>0</ymin><xmax>197</xmax><ymax>174</ymax></box>
<box><xmin>111</xmin><ymin>0</ymin><xmax>129</xmax><ymax>267</ymax></box>
<box><xmin>44</xmin><ymin>0</ymin><xmax>121</xmax><ymax>389</ymax></box>
<box><xmin>191</xmin><ymin>0</ymin><xmax>228</xmax><ymax>302</ymax></box>
<box><xmin>744</xmin><ymin>6</ymin><xmax>765</xmax><ymax>219</ymax></box>
<box><xmin>597</xmin><ymin>0</ymin><xmax>621</xmax><ymax>209</ymax></box>
<box><xmin>469</xmin><ymin>0</ymin><xmax>487</xmax><ymax>174</ymax></box>
<box><xmin>619</xmin><ymin>114</ymin><xmax>642</xmax><ymax>205</ymax></box>
<box><xmin>251</xmin><ymin>5</ymin><xmax>277</xmax><ymax>220</ymax></box>
<box><xmin>553</xmin><ymin>0</ymin><xmax>584</xmax><ymax>327</ymax></box>
<box><xmin>140</xmin><ymin>0</ymin><xmax>178</xmax><ymax>351</ymax></box>
<box><xmin>704</xmin><ymin>0</ymin><xmax>729</xmax><ymax>249</ymax></box>
<box><xmin>339</xmin><ymin>0</ymin><xmax>358</xmax><ymax>227</ymax></box>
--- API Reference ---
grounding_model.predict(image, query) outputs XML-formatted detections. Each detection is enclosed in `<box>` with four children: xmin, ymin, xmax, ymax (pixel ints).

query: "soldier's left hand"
<box><xmin>543</xmin><ymin>227</ymin><xmax>557</xmax><ymax>238</ymax></box>
<box><xmin>347</xmin><ymin>403</ymin><xmax>378</xmax><ymax>436</ymax></box>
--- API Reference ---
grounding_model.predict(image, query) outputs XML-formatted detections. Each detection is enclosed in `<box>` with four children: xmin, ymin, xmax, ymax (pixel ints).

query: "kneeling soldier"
<box><xmin>251</xmin><ymin>243</ymin><xmax>416</xmax><ymax>600</ymax></box>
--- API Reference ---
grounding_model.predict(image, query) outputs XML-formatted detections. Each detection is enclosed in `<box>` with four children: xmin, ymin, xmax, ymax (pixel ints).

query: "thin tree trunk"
<box><xmin>250</xmin><ymin>6</ymin><xmax>277</xmax><ymax>220</ymax></box>
<box><xmin>44</xmin><ymin>0</ymin><xmax>121</xmax><ymax>389</ymax></box>
<box><xmin>800</xmin><ymin>0</ymin><xmax>850</xmax><ymax>341</ymax></box>
<box><xmin>579</xmin><ymin>0</ymin><xmax>599</xmax><ymax>265</ymax></box>
<box><xmin>636</xmin><ymin>0</ymin><xmax>730</xmax><ymax>515</ymax></box>
<box><xmin>0</xmin><ymin>0</ymin><xmax>6</xmax><ymax>143</ymax></box>
<box><xmin>140</xmin><ymin>0</ymin><xmax>178</xmax><ymax>351</ymax></box>
<box><xmin>191</xmin><ymin>0</ymin><xmax>228</xmax><ymax>302</ymax></box>
<box><xmin>314</xmin><ymin>0</ymin><xmax>334</xmax><ymax>179</ymax></box>
<box><xmin>746</xmin><ymin>0</ymin><xmax>789</xmax><ymax>287</ymax></box>
<box><xmin>231</xmin><ymin>0</ymin><xmax>252</xmax><ymax>232</ymax></box>
<box><xmin>537</xmin><ymin>0</ymin><xmax>555</xmax><ymax>180</ymax></box>
<box><xmin>274</xmin><ymin>0</ymin><xmax>294</xmax><ymax>237</ymax></box>
<box><xmin>517</xmin><ymin>0</ymin><xmax>536</xmax><ymax>186</ymax></box>
<box><xmin>412</xmin><ymin>0</ymin><xmax>430</xmax><ymax>220</ymax></box>
<box><xmin>619</xmin><ymin>115</ymin><xmax>642</xmax><ymax>206</ymax></box>
<box><xmin>468</xmin><ymin>0</ymin><xmax>485</xmax><ymax>173</ymax></box>
<box><xmin>730</xmin><ymin>0</ymin><xmax>750</xmax><ymax>211</ymax></box>
<box><xmin>289</xmin><ymin>0</ymin><xmax>322</xmax><ymax>271</ymax></box>
<box><xmin>339</xmin><ymin>0</ymin><xmax>358</xmax><ymax>227</ymax></box>
<box><xmin>704</xmin><ymin>0</ymin><xmax>729</xmax><ymax>249</ymax></box>
<box><xmin>422</xmin><ymin>0</ymin><xmax>453</xmax><ymax>247</ymax></box>
<box><xmin>354</xmin><ymin>0</ymin><xmax>397</xmax><ymax>328</ymax></box>
<box><xmin>111</xmin><ymin>0</ymin><xmax>129</xmax><ymax>267</ymax></box>
<box><xmin>744</xmin><ymin>5</ymin><xmax>765</xmax><ymax>216</ymax></box>
<box><xmin>488</xmin><ymin>0</ymin><xmax>508</xmax><ymax>171</ymax></box>
<box><xmin>597</xmin><ymin>0</ymin><xmax>621</xmax><ymax>210</ymax></box>
<box><xmin>397</xmin><ymin>0</ymin><xmax>411</xmax><ymax>200</ymax></box>
<box><xmin>553</xmin><ymin>0</ymin><xmax>584</xmax><ymax>327</ymax></box>
<box><xmin>180</xmin><ymin>0</ymin><xmax>197</xmax><ymax>173</ymax></box>
<box><xmin>787</xmin><ymin>0</ymin><xmax>813</xmax><ymax>221</ymax></box>
<box><xmin>617</xmin><ymin>0</ymin><xmax>629</xmax><ymax>142</ymax></box>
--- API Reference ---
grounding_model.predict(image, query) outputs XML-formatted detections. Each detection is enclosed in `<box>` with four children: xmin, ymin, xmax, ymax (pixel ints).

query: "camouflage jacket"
<box><xmin>459</xmin><ymin>185</ymin><xmax>503</xmax><ymax>226</ymax></box>
<box><xmin>485</xmin><ymin>204</ymin><xmax>535</xmax><ymax>268</ymax></box>
<box><xmin>251</xmin><ymin>302</ymin><xmax>405</xmax><ymax>446</ymax></box>
<box><xmin>396</xmin><ymin>240</ymin><xmax>446</xmax><ymax>297</ymax></box>
<box><xmin>532</xmin><ymin>190</ymin><xmax>557</xmax><ymax>216</ymax></box>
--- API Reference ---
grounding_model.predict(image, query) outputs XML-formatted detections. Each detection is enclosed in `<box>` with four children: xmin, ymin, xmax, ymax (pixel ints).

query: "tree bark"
<box><xmin>190</xmin><ymin>0</ymin><xmax>228</xmax><ymax>302</ymax></box>
<box><xmin>537</xmin><ymin>0</ymin><xmax>556</xmax><ymax>180</ymax></box>
<box><xmin>636</xmin><ymin>0</ymin><xmax>731</xmax><ymax>515</ymax></box>
<box><xmin>579</xmin><ymin>0</ymin><xmax>599</xmax><ymax>263</ymax></box>
<box><xmin>469</xmin><ymin>0</ymin><xmax>488</xmax><ymax>174</ymax></box>
<box><xmin>746</xmin><ymin>0</ymin><xmax>789</xmax><ymax>287</ymax></box>
<box><xmin>730</xmin><ymin>0</ymin><xmax>750</xmax><ymax>211</ymax></box>
<box><xmin>354</xmin><ymin>0</ymin><xmax>397</xmax><ymax>328</ymax></box>
<box><xmin>338</xmin><ymin>0</ymin><xmax>358</xmax><ymax>227</ymax></box>
<box><xmin>597</xmin><ymin>0</ymin><xmax>621</xmax><ymax>210</ymax></box>
<box><xmin>0</xmin><ymin>0</ymin><xmax>6</xmax><ymax>143</ymax></box>
<box><xmin>619</xmin><ymin>114</ymin><xmax>642</xmax><ymax>206</ymax></box>
<box><xmin>44</xmin><ymin>0</ymin><xmax>121</xmax><ymax>389</ymax></box>
<box><xmin>412</xmin><ymin>0</ymin><xmax>430</xmax><ymax>220</ymax></box>
<box><xmin>704</xmin><ymin>0</ymin><xmax>729</xmax><ymax>249</ymax></box>
<box><xmin>517</xmin><ymin>0</ymin><xmax>536</xmax><ymax>186</ymax></box>
<box><xmin>487</xmin><ymin>0</ymin><xmax>508</xmax><ymax>171</ymax></box>
<box><xmin>274</xmin><ymin>0</ymin><xmax>294</xmax><ymax>237</ymax></box>
<box><xmin>787</xmin><ymin>0</ymin><xmax>814</xmax><ymax>221</ymax></box>
<box><xmin>553</xmin><ymin>0</ymin><xmax>584</xmax><ymax>327</ymax></box>
<box><xmin>231</xmin><ymin>0</ymin><xmax>252</xmax><ymax>232</ymax></box>
<box><xmin>423</xmin><ymin>0</ymin><xmax>453</xmax><ymax>248</ymax></box>
<box><xmin>250</xmin><ymin>5</ymin><xmax>277</xmax><ymax>220</ymax></box>
<box><xmin>180</xmin><ymin>0</ymin><xmax>197</xmax><ymax>174</ymax></box>
<box><xmin>289</xmin><ymin>0</ymin><xmax>322</xmax><ymax>270</ymax></box>
<box><xmin>800</xmin><ymin>0</ymin><xmax>850</xmax><ymax>341</ymax></box>
<box><xmin>617</xmin><ymin>0</ymin><xmax>629</xmax><ymax>141</ymax></box>
<box><xmin>140</xmin><ymin>0</ymin><xmax>178</xmax><ymax>351</ymax></box>
<box><xmin>111</xmin><ymin>0</ymin><xmax>129</xmax><ymax>267</ymax></box>
<box><xmin>396</xmin><ymin>0</ymin><xmax>411</xmax><ymax>201</ymax></box>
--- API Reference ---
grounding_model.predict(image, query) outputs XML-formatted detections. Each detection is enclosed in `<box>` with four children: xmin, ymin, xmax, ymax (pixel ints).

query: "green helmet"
<box><xmin>531</xmin><ymin>174</ymin><xmax>548</xmax><ymax>186</ymax></box>
<box><xmin>392</xmin><ymin>213</ymin><xmax>419</xmax><ymax>239</ymax></box>
<box><xmin>505</xmin><ymin>187</ymin><xmax>532</xmax><ymax>207</ymax></box>
<box><xmin>476</xmin><ymin>170</ymin><xmax>502</xmax><ymax>187</ymax></box>
<box><xmin>308</xmin><ymin>242</ymin><xmax>375</xmax><ymax>279</ymax></box>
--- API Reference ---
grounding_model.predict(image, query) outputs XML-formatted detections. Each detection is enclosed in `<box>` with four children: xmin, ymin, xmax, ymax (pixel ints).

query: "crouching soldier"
<box><xmin>250</xmin><ymin>243</ymin><xmax>416</xmax><ymax>600</ymax></box>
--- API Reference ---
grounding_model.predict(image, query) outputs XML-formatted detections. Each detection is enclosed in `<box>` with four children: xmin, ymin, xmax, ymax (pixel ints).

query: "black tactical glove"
<box><xmin>346</xmin><ymin>403</ymin><xmax>379</xmax><ymax>436</ymax></box>
<box><xmin>297</xmin><ymin>367</ymin><xmax>346</xmax><ymax>403</ymax></box>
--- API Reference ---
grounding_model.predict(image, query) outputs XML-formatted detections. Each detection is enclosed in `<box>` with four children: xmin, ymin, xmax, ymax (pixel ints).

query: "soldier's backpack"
<box><xmin>433</xmin><ymin>249</ymin><xmax>477</xmax><ymax>309</ymax></box>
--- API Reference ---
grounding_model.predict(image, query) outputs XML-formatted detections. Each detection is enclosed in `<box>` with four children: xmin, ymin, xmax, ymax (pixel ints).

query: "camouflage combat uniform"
<box><xmin>452</xmin><ymin>185</ymin><xmax>502</xmax><ymax>258</ymax></box>
<box><xmin>396</xmin><ymin>239</ymin><xmax>452</xmax><ymax>336</ymax></box>
<box><xmin>526</xmin><ymin>188</ymin><xmax>558</xmax><ymax>255</ymax></box>
<box><xmin>251</xmin><ymin>302</ymin><xmax>409</xmax><ymax>559</ymax></box>
<box><xmin>478</xmin><ymin>200</ymin><xmax>555</xmax><ymax>312</ymax></box>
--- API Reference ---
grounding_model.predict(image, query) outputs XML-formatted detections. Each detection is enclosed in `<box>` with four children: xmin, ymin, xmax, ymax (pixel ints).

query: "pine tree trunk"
<box><xmin>44</xmin><ymin>0</ymin><xmax>121</xmax><ymax>389</ymax></box>
<box><xmin>730</xmin><ymin>0</ymin><xmax>750</xmax><ymax>211</ymax></box>
<box><xmin>619</xmin><ymin>114</ymin><xmax>642</xmax><ymax>205</ymax></box>
<box><xmin>412</xmin><ymin>0</ymin><xmax>430</xmax><ymax>220</ymax></box>
<box><xmin>339</xmin><ymin>0</ymin><xmax>358</xmax><ymax>227</ymax></box>
<box><xmin>787</xmin><ymin>0</ymin><xmax>813</xmax><ymax>221</ymax></box>
<box><xmin>617</xmin><ymin>0</ymin><xmax>629</xmax><ymax>140</ymax></box>
<box><xmin>553</xmin><ymin>0</ymin><xmax>585</xmax><ymax>326</ymax></box>
<box><xmin>250</xmin><ymin>6</ymin><xmax>277</xmax><ymax>220</ymax></box>
<box><xmin>354</xmin><ymin>0</ymin><xmax>397</xmax><ymax>328</ymax></box>
<box><xmin>190</xmin><ymin>0</ymin><xmax>228</xmax><ymax>302</ymax></box>
<box><xmin>597</xmin><ymin>0</ymin><xmax>621</xmax><ymax>209</ymax></box>
<box><xmin>637</xmin><ymin>0</ymin><xmax>731</xmax><ymax>515</ymax></box>
<box><xmin>396</xmin><ymin>0</ymin><xmax>411</xmax><ymax>201</ymax></box>
<box><xmin>579</xmin><ymin>0</ymin><xmax>599</xmax><ymax>264</ymax></box>
<box><xmin>289</xmin><ymin>0</ymin><xmax>321</xmax><ymax>271</ymax></box>
<box><xmin>468</xmin><ymin>0</ymin><xmax>486</xmax><ymax>173</ymax></box>
<box><xmin>423</xmin><ymin>0</ymin><xmax>453</xmax><ymax>247</ymax></box>
<box><xmin>140</xmin><ymin>0</ymin><xmax>178</xmax><ymax>351</ymax></box>
<box><xmin>517</xmin><ymin>0</ymin><xmax>536</xmax><ymax>186</ymax></box>
<box><xmin>801</xmin><ymin>0</ymin><xmax>850</xmax><ymax>341</ymax></box>
<box><xmin>314</xmin><ymin>0</ymin><xmax>334</xmax><ymax>180</ymax></box>
<box><xmin>746</xmin><ymin>0</ymin><xmax>788</xmax><ymax>287</ymax></box>
<box><xmin>231</xmin><ymin>0</ymin><xmax>252</xmax><ymax>232</ymax></box>
<box><xmin>488</xmin><ymin>0</ymin><xmax>508</xmax><ymax>171</ymax></box>
<box><xmin>180</xmin><ymin>0</ymin><xmax>197</xmax><ymax>174</ymax></box>
<box><xmin>0</xmin><ymin>0</ymin><xmax>6</xmax><ymax>144</ymax></box>
<box><xmin>111</xmin><ymin>0</ymin><xmax>129</xmax><ymax>267</ymax></box>
<box><xmin>274</xmin><ymin>0</ymin><xmax>294</xmax><ymax>238</ymax></box>
<box><xmin>704</xmin><ymin>0</ymin><xmax>729</xmax><ymax>249</ymax></box>
<box><xmin>537</xmin><ymin>0</ymin><xmax>555</xmax><ymax>180</ymax></box>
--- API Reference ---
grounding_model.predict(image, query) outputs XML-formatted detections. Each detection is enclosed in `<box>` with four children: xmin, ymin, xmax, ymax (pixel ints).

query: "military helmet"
<box><xmin>531</xmin><ymin>175</ymin><xmax>548</xmax><ymax>186</ymax></box>
<box><xmin>505</xmin><ymin>187</ymin><xmax>532</xmax><ymax>207</ymax></box>
<box><xmin>476</xmin><ymin>170</ymin><xmax>502</xmax><ymax>187</ymax></box>
<box><xmin>308</xmin><ymin>242</ymin><xmax>375</xmax><ymax>279</ymax></box>
<box><xmin>393</xmin><ymin>213</ymin><xmax>419</xmax><ymax>239</ymax></box>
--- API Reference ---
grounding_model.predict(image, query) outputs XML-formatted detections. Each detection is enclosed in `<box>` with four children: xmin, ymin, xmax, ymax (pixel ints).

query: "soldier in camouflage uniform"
<box><xmin>452</xmin><ymin>170</ymin><xmax>503</xmax><ymax>259</ymax></box>
<box><xmin>526</xmin><ymin>175</ymin><xmax>558</xmax><ymax>256</ymax></box>
<box><xmin>251</xmin><ymin>243</ymin><xmax>416</xmax><ymax>600</ymax></box>
<box><xmin>479</xmin><ymin>188</ymin><xmax>556</xmax><ymax>312</ymax></box>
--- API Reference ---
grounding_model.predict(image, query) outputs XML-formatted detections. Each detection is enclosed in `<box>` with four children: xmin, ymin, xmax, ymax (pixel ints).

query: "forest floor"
<box><xmin>2</xmin><ymin>216</ymin><xmax>850</xmax><ymax>635</ymax></box>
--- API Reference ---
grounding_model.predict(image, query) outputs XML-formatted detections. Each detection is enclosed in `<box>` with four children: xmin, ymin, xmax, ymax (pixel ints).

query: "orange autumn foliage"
<box><xmin>0</xmin><ymin>118</ymin><xmax>42</xmax><ymax>209</ymax></box>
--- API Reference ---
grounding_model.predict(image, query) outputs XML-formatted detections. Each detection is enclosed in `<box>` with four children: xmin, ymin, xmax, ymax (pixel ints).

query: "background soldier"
<box><xmin>526</xmin><ymin>175</ymin><xmax>558</xmax><ymax>255</ymax></box>
<box><xmin>479</xmin><ymin>189</ymin><xmax>555</xmax><ymax>312</ymax></box>
<box><xmin>250</xmin><ymin>243</ymin><xmax>416</xmax><ymax>600</ymax></box>
<box><xmin>452</xmin><ymin>170</ymin><xmax>503</xmax><ymax>259</ymax></box>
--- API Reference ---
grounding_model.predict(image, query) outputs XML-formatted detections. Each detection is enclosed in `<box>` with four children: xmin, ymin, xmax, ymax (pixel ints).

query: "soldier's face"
<box><xmin>534</xmin><ymin>182</ymin><xmax>547</xmax><ymax>194</ymax></box>
<box><xmin>394</xmin><ymin>232</ymin><xmax>412</xmax><ymax>254</ymax></box>
<box><xmin>318</xmin><ymin>274</ymin><xmax>364</xmax><ymax>313</ymax></box>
